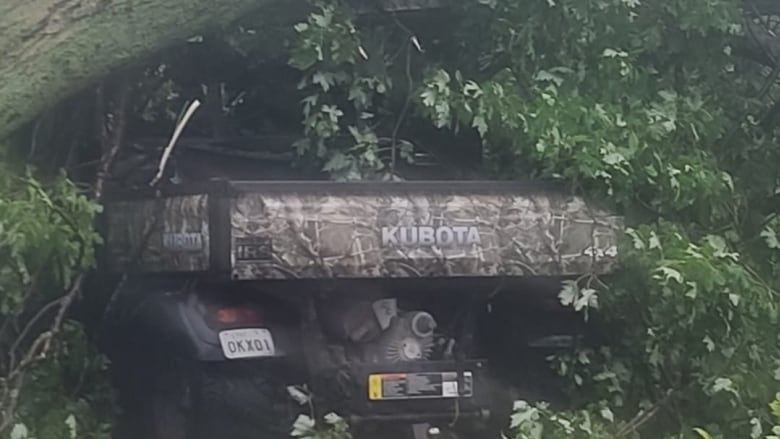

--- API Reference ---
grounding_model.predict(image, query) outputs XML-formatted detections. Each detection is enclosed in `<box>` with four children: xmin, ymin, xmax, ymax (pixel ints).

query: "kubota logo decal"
<box><xmin>162</xmin><ymin>233</ymin><xmax>203</xmax><ymax>251</ymax></box>
<box><xmin>381</xmin><ymin>226</ymin><xmax>482</xmax><ymax>247</ymax></box>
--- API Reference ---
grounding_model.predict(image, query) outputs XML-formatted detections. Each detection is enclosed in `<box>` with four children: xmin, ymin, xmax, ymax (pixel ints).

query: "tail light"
<box><xmin>210</xmin><ymin>306</ymin><xmax>264</xmax><ymax>327</ymax></box>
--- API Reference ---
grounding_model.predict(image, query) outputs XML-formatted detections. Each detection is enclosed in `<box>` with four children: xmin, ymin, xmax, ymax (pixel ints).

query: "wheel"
<box><xmin>114</xmin><ymin>358</ymin><xmax>296</xmax><ymax>439</ymax></box>
<box><xmin>193</xmin><ymin>361</ymin><xmax>297</xmax><ymax>439</ymax></box>
<box><xmin>144</xmin><ymin>386</ymin><xmax>190</xmax><ymax>439</ymax></box>
<box><xmin>114</xmin><ymin>390</ymin><xmax>189</xmax><ymax>439</ymax></box>
<box><xmin>113</xmin><ymin>356</ymin><xmax>191</xmax><ymax>439</ymax></box>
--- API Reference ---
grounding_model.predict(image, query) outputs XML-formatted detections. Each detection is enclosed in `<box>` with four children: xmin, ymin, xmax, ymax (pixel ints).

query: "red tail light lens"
<box><xmin>215</xmin><ymin>307</ymin><xmax>263</xmax><ymax>325</ymax></box>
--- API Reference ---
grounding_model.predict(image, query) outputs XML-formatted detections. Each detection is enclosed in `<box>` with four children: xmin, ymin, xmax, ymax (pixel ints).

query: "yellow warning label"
<box><xmin>368</xmin><ymin>372</ymin><xmax>473</xmax><ymax>401</ymax></box>
<box><xmin>368</xmin><ymin>375</ymin><xmax>383</xmax><ymax>400</ymax></box>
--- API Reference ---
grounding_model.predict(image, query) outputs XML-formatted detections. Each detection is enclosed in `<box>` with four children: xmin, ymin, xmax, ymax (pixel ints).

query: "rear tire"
<box><xmin>147</xmin><ymin>387</ymin><xmax>190</xmax><ymax>439</ymax></box>
<box><xmin>113</xmin><ymin>358</ymin><xmax>295</xmax><ymax>439</ymax></box>
<box><xmin>193</xmin><ymin>361</ymin><xmax>296</xmax><ymax>439</ymax></box>
<box><xmin>113</xmin><ymin>357</ymin><xmax>191</xmax><ymax>439</ymax></box>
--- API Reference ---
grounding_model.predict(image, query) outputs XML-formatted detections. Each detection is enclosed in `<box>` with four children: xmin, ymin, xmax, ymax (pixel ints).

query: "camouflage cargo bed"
<box><xmin>105</xmin><ymin>180</ymin><xmax>622</xmax><ymax>280</ymax></box>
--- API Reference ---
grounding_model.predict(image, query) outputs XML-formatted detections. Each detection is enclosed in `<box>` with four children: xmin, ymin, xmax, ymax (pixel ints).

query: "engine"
<box><xmin>311</xmin><ymin>294</ymin><xmax>494</xmax><ymax>429</ymax></box>
<box><xmin>365</xmin><ymin>310</ymin><xmax>437</xmax><ymax>362</ymax></box>
<box><xmin>318</xmin><ymin>297</ymin><xmax>440</xmax><ymax>364</ymax></box>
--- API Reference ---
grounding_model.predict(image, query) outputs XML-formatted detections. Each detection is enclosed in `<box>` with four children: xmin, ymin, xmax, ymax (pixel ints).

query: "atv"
<box><xmin>99</xmin><ymin>142</ymin><xmax>622</xmax><ymax>439</ymax></box>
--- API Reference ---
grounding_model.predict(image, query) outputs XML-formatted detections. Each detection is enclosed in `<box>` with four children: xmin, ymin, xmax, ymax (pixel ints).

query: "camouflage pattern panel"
<box><xmin>230</xmin><ymin>188</ymin><xmax>622</xmax><ymax>280</ymax></box>
<box><xmin>105</xmin><ymin>194</ymin><xmax>210</xmax><ymax>272</ymax></box>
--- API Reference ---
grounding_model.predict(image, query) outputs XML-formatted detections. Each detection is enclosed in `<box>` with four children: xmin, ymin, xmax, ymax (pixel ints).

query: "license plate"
<box><xmin>219</xmin><ymin>328</ymin><xmax>276</xmax><ymax>359</ymax></box>
<box><xmin>368</xmin><ymin>371</ymin><xmax>473</xmax><ymax>400</ymax></box>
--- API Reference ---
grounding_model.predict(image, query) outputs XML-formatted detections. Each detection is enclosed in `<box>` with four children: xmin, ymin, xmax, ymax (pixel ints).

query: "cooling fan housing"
<box><xmin>367</xmin><ymin>311</ymin><xmax>437</xmax><ymax>363</ymax></box>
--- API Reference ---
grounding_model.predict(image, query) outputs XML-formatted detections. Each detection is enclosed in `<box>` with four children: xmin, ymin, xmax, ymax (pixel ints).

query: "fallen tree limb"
<box><xmin>0</xmin><ymin>0</ymin><xmax>280</xmax><ymax>141</ymax></box>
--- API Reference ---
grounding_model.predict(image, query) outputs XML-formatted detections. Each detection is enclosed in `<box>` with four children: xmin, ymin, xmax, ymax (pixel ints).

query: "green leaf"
<box><xmin>656</xmin><ymin>266</ymin><xmax>683</xmax><ymax>284</ymax></box>
<box><xmin>626</xmin><ymin>228</ymin><xmax>645</xmax><ymax>249</ymax></box>
<box><xmin>472</xmin><ymin>115</ymin><xmax>488</xmax><ymax>137</ymax></box>
<box><xmin>323</xmin><ymin>153</ymin><xmax>351</xmax><ymax>172</ymax></box>
<box><xmin>534</xmin><ymin>70</ymin><xmax>564</xmax><ymax>87</ymax></box>
<box><xmin>287</xmin><ymin>386</ymin><xmax>312</xmax><ymax>405</ymax></box>
<box><xmin>574</xmin><ymin>288</ymin><xmax>598</xmax><ymax>311</ymax></box>
<box><xmin>648</xmin><ymin>231</ymin><xmax>661</xmax><ymax>249</ymax></box>
<box><xmin>323</xmin><ymin>412</ymin><xmax>344</xmax><ymax>425</ymax></box>
<box><xmin>10</xmin><ymin>424</ymin><xmax>28</xmax><ymax>439</ymax></box>
<box><xmin>703</xmin><ymin>336</ymin><xmax>715</xmax><ymax>352</ymax></box>
<box><xmin>463</xmin><ymin>81</ymin><xmax>482</xmax><ymax>97</ymax></box>
<box><xmin>712</xmin><ymin>377</ymin><xmax>736</xmax><ymax>394</ymax></box>
<box><xmin>559</xmin><ymin>280</ymin><xmax>578</xmax><ymax>306</ymax></box>
<box><xmin>600</xmin><ymin>407</ymin><xmax>615</xmax><ymax>423</ymax></box>
<box><xmin>721</xmin><ymin>172</ymin><xmax>734</xmax><ymax>191</ymax></box>
<box><xmin>321</xmin><ymin>105</ymin><xmax>343</xmax><ymax>122</ymax></box>
<box><xmin>603</xmin><ymin>48</ymin><xmax>628</xmax><ymax>58</ymax></box>
<box><xmin>761</xmin><ymin>227</ymin><xmax>780</xmax><ymax>249</ymax></box>
<box><xmin>312</xmin><ymin>72</ymin><xmax>334</xmax><ymax>91</ymax></box>
<box><xmin>750</xmin><ymin>417</ymin><xmax>762</xmax><ymax>439</ymax></box>
<box><xmin>291</xmin><ymin>414</ymin><xmax>316</xmax><ymax>437</ymax></box>
<box><xmin>420</xmin><ymin>89</ymin><xmax>437</xmax><ymax>107</ymax></box>
<box><xmin>65</xmin><ymin>414</ymin><xmax>77</xmax><ymax>439</ymax></box>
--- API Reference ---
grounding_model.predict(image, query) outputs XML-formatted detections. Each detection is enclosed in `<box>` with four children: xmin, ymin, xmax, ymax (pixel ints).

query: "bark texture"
<box><xmin>0</xmin><ymin>0</ymin><xmax>278</xmax><ymax>140</ymax></box>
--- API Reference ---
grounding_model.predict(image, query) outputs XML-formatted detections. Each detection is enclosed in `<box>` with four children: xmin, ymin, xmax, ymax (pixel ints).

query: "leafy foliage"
<box><xmin>0</xmin><ymin>167</ymin><xmax>109</xmax><ymax>438</ymax></box>
<box><xmin>291</xmin><ymin>413</ymin><xmax>353</xmax><ymax>439</ymax></box>
<box><xmin>289</xmin><ymin>1</ymin><xmax>423</xmax><ymax>179</ymax></box>
<box><xmin>3</xmin><ymin>0</ymin><xmax>780</xmax><ymax>437</ymax></box>
<box><xmin>290</xmin><ymin>2</ymin><xmax>395</xmax><ymax>179</ymax></box>
<box><xmin>509</xmin><ymin>400</ymin><xmax>615</xmax><ymax>439</ymax></box>
<box><xmin>0</xmin><ymin>170</ymin><xmax>101</xmax><ymax>314</ymax></box>
<box><xmin>8</xmin><ymin>322</ymin><xmax>114</xmax><ymax>439</ymax></box>
<box><xmin>288</xmin><ymin>0</ymin><xmax>780</xmax><ymax>437</ymax></box>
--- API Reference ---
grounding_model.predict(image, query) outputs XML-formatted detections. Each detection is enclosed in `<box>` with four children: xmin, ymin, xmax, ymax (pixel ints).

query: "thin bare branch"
<box><xmin>94</xmin><ymin>82</ymin><xmax>130</xmax><ymax>200</ymax></box>
<box><xmin>149</xmin><ymin>99</ymin><xmax>201</xmax><ymax>187</ymax></box>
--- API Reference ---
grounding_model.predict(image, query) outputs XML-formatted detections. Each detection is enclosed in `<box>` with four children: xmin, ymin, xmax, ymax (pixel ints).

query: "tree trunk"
<box><xmin>0</xmin><ymin>0</ymin><xmax>279</xmax><ymax>140</ymax></box>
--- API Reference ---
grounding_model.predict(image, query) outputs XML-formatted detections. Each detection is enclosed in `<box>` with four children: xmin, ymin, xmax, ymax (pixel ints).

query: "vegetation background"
<box><xmin>3</xmin><ymin>0</ymin><xmax>780</xmax><ymax>438</ymax></box>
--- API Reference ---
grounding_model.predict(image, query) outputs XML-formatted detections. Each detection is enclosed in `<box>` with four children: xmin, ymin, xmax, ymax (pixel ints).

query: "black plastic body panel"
<box><xmin>103</xmin><ymin>281</ymin><xmax>300</xmax><ymax>362</ymax></box>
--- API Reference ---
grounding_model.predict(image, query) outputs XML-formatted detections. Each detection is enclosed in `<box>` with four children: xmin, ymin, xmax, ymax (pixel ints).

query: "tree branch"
<box><xmin>0</xmin><ymin>0</ymin><xmax>280</xmax><ymax>141</ymax></box>
<box><xmin>0</xmin><ymin>81</ymin><xmax>130</xmax><ymax>433</ymax></box>
<box><xmin>94</xmin><ymin>81</ymin><xmax>130</xmax><ymax>200</ymax></box>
